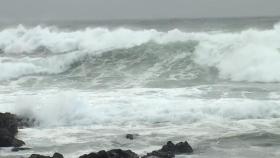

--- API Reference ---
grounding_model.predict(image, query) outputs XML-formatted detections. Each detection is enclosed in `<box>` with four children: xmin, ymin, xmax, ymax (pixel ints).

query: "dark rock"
<box><xmin>0</xmin><ymin>113</ymin><xmax>18</xmax><ymax>135</ymax></box>
<box><xmin>126</xmin><ymin>134</ymin><xmax>134</xmax><ymax>140</ymax></box>
<box><xmin>0</xmin><ymin>129</ymin><xmax>14</xmax><ymax>147</ymax></box>
<box><xmin>160</xmin><ymin>141</ymin><xmax>175</xmax><ymax>153</ymax></box>
<box><xmin>79</xmin><ymin>149</ymin><xmax>139</xmax><ymax>158</ymax></box>
<box><xmin>11</xmin><ymin>147</ymin><xmax>32</xmax><ymax>152</ymax></box>
<box><xmin>174</xmin><ymin>141</ymin><xmax>193</xmax><ymax>154</ymax></box>
<box><xmin>29</xmin><ymin>153</ymin><xmax>64</xmax><ymax>158</ymax></box>
<box><xmin>160</xmin><ymin>141</ymin><xmax>193</xmax><ymax>154</ymax></box>
<box><xmin>17</xmin><ymin>116</ymin><xmax>36</xmax><ymax>128</ymax></box>
<box><xmin>0</xmin><ymin>137</ymin><xmax>24</xmax><ymax>147</ymax></box>
<box><xmin>0</xmin><ymin>128</ymin><xmax>12</xmax><ymax>137</ymax></box>
<box><xmin>0</xmin><ymin>113</ymin><xmax>25</xmax><ymax>147</ymax></box>
<box><xmin>108</xmin><ymin>149</ymin><xmax>138</xmax><ymax>158</ymax></box>
<box><xmin>144</xmin><ymin>150</ymin><xmax>174</xmax><ymax>158</ymax></box>
<box><xmin>143</xmin><ymin>141</ymin><xmax>193</xmax><ymax>158</ymax></box>
<box><xmin>11</xmin><ymin>138</ymin><xmax>25</xmax><ymax>147</ymax></box>
<box><xmin>29</xmin><ymin>154</ymin><xmax>51</xmax><ymax>158</ymax></box>
<box><xmin>79</xmin><ymin>152</ymin><xmax>99</xmax><ymax>158</ymax></box>
<box><xmin>53</xmin><ymin>153</ymin><xmax>64</xmax><ymax>158</ymax></box>
<box><xmin>126</xmin><ymin>134</ymin><xmax>140</xmax><ymax>140</ymax></box>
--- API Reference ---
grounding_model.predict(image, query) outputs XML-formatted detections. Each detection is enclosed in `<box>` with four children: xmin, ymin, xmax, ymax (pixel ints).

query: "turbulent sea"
<box><xmin>1</xmin><ymin>17</ymin><xmax>280</xmax><ymax>158</ymax></box>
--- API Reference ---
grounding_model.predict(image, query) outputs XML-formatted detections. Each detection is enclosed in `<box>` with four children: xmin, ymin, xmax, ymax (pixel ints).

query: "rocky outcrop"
<box><xmin>143</xmin><ymin>141</ymin><xmax>193</xmax><ymax>158</ymax></box>
<box><xmin>26</xmin><ymin>141</ymin><xmax>193</xmax><ymax>158</ymax></box>
<box><xmin>29</xmin><ymin>153</ymin><xmax>64</xmax><ymax>158</ymax></box>
<box><xmin>0</xmin><ymin>113</ymin><xmax>25</xmax><ymax>147</ymax></box>
<box><xmin>0</xmin><ymin>113</ymin><xmax>19</xmax><ymax>135</ymax></box>
<box><xmin>77</xmin><ymin>141</ymin><xmax>193</xmax><ymax>158</ymax></box>
<box><xmin>79</xmin><ymin>149</ymin><xmax>139</xmax><ymax>158</ymax></box>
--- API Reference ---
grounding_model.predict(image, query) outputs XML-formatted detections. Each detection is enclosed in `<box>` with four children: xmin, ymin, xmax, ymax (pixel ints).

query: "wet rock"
<box><xmin>29</xmin><ymin>154</ymin><xmax>51</xmax><ymax>158</ymax></box>
<box><xmin>11</xmin><ymin>147</ymin><xmax>32</xmax><ymax>152</ymax></box>
<box><xmin>11</xmin><ymin>138</ymin><xmax>25</xmax><ymax>147</ymax></box>
<box><xmin>0</xmin><ymin>113</ymin><xmax>26</xmax><ymax>147</ymax></box>
<box><xmin>173</xmin><ymin>141</ymin><xmax>193</xmax><ymax>154</ymax></box>
<box><xmin>143</xmin><ymin>141</ymin><xmax>193</xmax><ymax>158</ymax></box>
<box><xmin>53</xmin><ymin>153</ymin><xmax>64</xmax><ymax>158</ymax></box>
<box><xmin>17</xmin><ymin>116</ymin><xmax>36</xmax><ymax>128</ymax></box>
<box><xmin>161</xmin><ymin>141</ymin><xmax>193</xmax><ymax>154</ymax></box>
<box><xmin>126</xmin><ymin>134</ymin><xmax>134</xmax><ymax>140</ymax></box>
<box><xmin>144</xmin><ymin>150</ymin><xmax>174</xmax><ymax>158</ymax></box>
<box><xmin>79</xmin><ymin>149</ymin><xmax>139</xmax><ymax>158</ymax></box>
<box><xmin>0</xmin><ymin>113</ymin><xmax>18</xmax><ymax>135</ymax></box>
<box><xmin>29</xmin><ymin>153</ymin><xmax>64</xmax><ymax>158</ymax></box>
<box><xmin>126</xmin><ymin>134</ymin><xmax>139</xmax><ymax>140</ymax></box>
<box><xmin>0</xmin><ymin>129</ymin><xmax>25</xmax><ymax>147</ymax></box>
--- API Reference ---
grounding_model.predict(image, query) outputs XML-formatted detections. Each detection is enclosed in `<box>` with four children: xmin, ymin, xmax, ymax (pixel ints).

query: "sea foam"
<box><xmin>1</xmin><ymin>23</ymin><xmax>280</xmax><ymax>82</ymax></box>
<box><xmin>6</xmin><ymin>89</ymin><xmax>280</xmax><ymax>127</ymax></box>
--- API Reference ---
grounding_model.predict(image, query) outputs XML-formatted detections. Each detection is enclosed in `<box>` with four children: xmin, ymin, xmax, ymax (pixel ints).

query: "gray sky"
<box><xmin>0</xmin><ymin>0</ymin><xmax>280</xmax><ymax>20</ymax></box>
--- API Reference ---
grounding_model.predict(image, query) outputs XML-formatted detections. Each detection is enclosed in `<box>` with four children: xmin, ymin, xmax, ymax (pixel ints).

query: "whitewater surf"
<box><xmin>0</xmin><ymin>17</ymin><xmax>280</xmax><ymax>158</ymax></box>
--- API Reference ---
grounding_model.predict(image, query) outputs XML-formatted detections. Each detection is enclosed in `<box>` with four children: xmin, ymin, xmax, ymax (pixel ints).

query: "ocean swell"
<box><xmin>1</xmin><ymin>24</ymin><xmax>280</xmax><ymax>83</ymax></box>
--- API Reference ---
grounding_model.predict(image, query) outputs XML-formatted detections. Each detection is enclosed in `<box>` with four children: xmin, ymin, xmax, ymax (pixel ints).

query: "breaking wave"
<box><xmin>1</xmin><ymin>23</ymin><xmax>280</xmax><ymax>84</ymax></box>
<box><xmin>11</xmin><ymin>90</ymin><xmax>280</xmax><ymax>127</ymax></box>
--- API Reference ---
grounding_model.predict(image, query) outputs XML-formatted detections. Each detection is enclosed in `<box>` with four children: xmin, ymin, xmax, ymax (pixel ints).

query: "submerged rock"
<box><xmin>126</xmin><ymin>134</ymin><xmax>134</xmax><ymax>140</ymax></box>
<box><xmin>79</xmin><ymin>149</ymin><xmax>139</xmax><ymax>158</ymax></box>
<box><xmin>29</xmin><ymin>152</ymin><xmax>64</xmax><ymax>158</ymax></box>
<box><xmin>0</xmin><ymin>113</ymin><xmax>25</xmax><ymax>147</ymax></box>
<box><xmin>11</xmin><ymin>147</ymin><xmax>32</xmax><ymax>152</ymax></box>
<box><xmin>125</xmin><ymin>134</ymin><xmax>139</xmax><ymax>140</ymax></box>
<box><xmin>143</xmin><ymin>141</ymin><xmax>193</xmax><ymax>158</ymax></box>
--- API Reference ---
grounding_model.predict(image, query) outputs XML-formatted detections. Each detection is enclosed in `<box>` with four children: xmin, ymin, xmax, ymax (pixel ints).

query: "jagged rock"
<box><xmin>79</xmin><ymin>149</ymin><xmax>139</xmax><ymax>158</ymax></box>
<box><xmin>29</xmin><ymin>153</ymin><xmax>64</xmax><ymax>158</ymax></box>
<box><xmin>160</xmin><ymin>141</ymin><xmax>193</xmax><ymax>154</ymax></box>
<box><xmin>0</xmin><ymin>113</ymin><xmax>26</xmax><ymax>147</ymax></box>
<box><xmin>0</xmin><ymin>128</ymin><xmax>25</xmax><ymax>147</ymax></box>
<box><xmin>173</xmin><ymin>141</ymin><xmax>193</xmax><ymax>154</ymax></box>
<box><xmin>143</xmin><ymin>141</ymin><xmax>193</xmax><ymax>158</ymax></box>
<box><xmin>0</xmin><ymin>113</ymin><xmax>18</xmax><ymax>135</ymax></box>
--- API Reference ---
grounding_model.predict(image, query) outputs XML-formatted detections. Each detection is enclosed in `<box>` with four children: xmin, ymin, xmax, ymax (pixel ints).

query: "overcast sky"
<box><xmin>0</xmin><ymin>0</ymin><xmax>280</xmax><ymax>20</ymax></box>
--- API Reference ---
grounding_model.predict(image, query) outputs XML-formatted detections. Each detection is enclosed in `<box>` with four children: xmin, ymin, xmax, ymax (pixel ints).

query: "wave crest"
<box><xmin>1</xmin><ymin>25</ymin><xmax>280</xmax><ymax>83</ymax></box>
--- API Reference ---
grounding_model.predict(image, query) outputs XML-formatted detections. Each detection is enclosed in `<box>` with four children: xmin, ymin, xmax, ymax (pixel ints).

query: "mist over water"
<box><xmin>1</xmin><ymin>17</ymin><xmax>280</xmax><ymax>158</ymax></box>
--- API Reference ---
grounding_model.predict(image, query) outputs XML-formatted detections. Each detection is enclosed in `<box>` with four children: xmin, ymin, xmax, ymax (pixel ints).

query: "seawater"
<box><xmin>0</xmin><ymin>17</ymin><xmax>280</xmax><ymax>158</ymax></box>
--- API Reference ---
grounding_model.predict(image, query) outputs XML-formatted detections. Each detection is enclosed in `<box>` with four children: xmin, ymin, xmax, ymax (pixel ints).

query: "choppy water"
<box><xmin>0</xmin><ymin>17</ymin><xmax>280</xmax><ymax>158</ymax></box>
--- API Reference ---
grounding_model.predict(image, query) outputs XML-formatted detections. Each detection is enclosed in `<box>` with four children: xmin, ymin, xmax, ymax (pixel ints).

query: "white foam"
<box><xmin>1</xmin><ymin>24</ymin><xmax>280</xmax><ymax>82</ymax></box>
<box><xmin>194</xmin><ymin>27</ymin><xmax>280</xmax><ymax>82</ymax></box>
<box><xmin>7</xmin><ymin>89</ymin><xmax>280</xmax><ymax>127</ymax></box>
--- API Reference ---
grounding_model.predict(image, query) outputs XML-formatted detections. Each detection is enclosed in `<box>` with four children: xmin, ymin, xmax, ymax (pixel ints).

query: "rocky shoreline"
<box><xmin>0</xmin><ymin>113</ymin><xmax>26</xmax><ymax>148</ymax></box>
<box><xmin>0</xmin><ymin>112</ymin><xmax>193</xmax><ymax>158</ymax></box>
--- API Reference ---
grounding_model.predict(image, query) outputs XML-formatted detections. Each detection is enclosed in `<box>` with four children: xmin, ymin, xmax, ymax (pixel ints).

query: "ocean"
<box><xmin>0</xmin><ymin>17</ymin><xmax>280</xmax><ymax>158</ymax></box>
